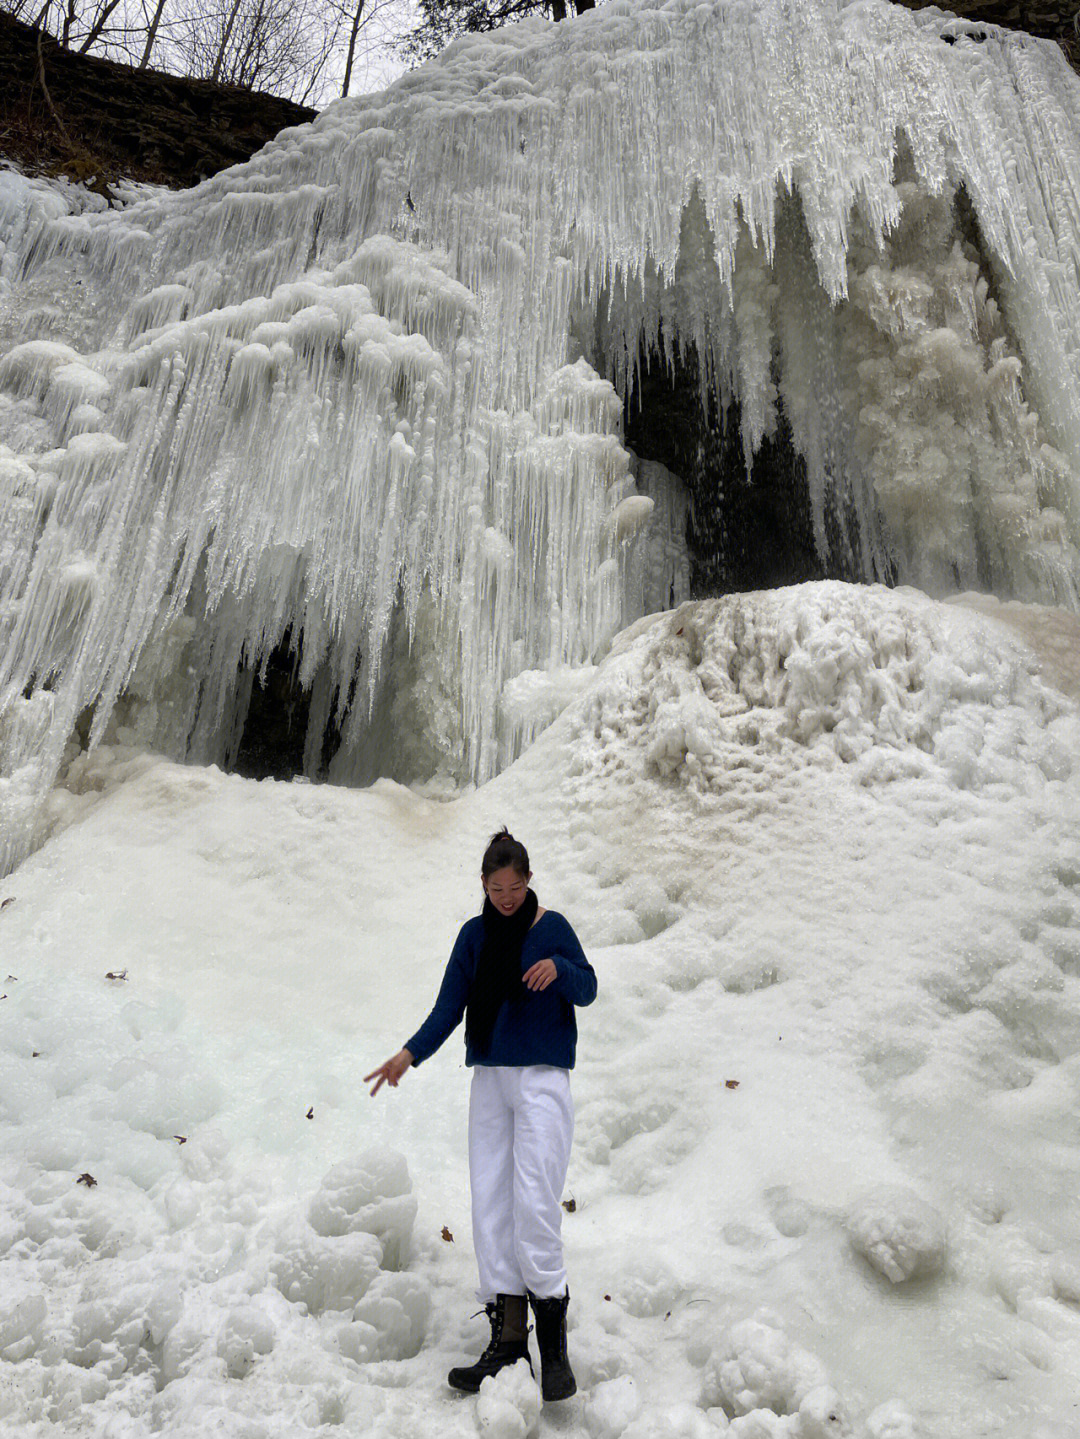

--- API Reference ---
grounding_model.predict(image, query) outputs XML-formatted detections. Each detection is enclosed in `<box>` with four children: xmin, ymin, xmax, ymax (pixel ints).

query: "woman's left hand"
<box><xmin>522</xmin><ymin>958</ymin><xmax>558</xmax><ymax>992</ymax></box>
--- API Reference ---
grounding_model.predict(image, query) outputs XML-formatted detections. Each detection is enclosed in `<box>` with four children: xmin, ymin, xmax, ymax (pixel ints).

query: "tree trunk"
<box><xmin>211</xmin><ymin>0</ymin><xmax>245</xmax><ymax>83</ymax></box>
<box><xmin>78</xmin><ymin>0</ymin><xmax>125</xmax><ymax>53</ymax></box>
<box><xmin>574</xmin><ymin>0</ymin><xmax>596</xmax><ymax>11</ymax></box>
<box><xmin>341</xmin><ymin>0</ymin><xmax>366</xmax><ymax>98</ymax></box>
<box><xmin>551</xmin><ymin>1</ymin><xmax>567</xmax><ymax>19</ymax></box>
<box><xmin>138</xmin><ymin>0</ymin><xmax>169</xmax><ymax>68</ymax></box>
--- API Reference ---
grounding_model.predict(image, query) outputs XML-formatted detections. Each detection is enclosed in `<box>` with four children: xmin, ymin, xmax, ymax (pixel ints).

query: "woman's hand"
<box><xmin>522</xmin><ymin>958</ymin><xmax>558</xmax><ymax>992</ymax></box>
<box><xmin>364</xmin><ymin>1048</ymin><xmax>414</xmax><ymax>1096</ymax></box>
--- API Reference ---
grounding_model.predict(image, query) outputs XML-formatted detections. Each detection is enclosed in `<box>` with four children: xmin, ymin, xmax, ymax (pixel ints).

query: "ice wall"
<box><xmin>3</xmin><ymin>0</ymin><xmax>1080</xmax><ymax>872</ymax></box>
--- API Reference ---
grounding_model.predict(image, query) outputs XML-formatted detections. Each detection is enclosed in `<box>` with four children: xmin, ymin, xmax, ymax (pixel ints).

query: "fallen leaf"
<box><xmin>76</xmin><ymin>1173</ymin><xmax>97</xmax><ymax>1188</ymax></box>
<box><xmin>441</xmin><ymin>1226</ymin><xmax>454</xmax><ymax>1242</ymax></box>
<box><xmin>174</xmin><ymin>1135</ymin><xmax>187</xmax><ymax>1145</ymax></box>
<box><xmin>32</xmin><ymin>1050</ymin><xmax>40</xmax><ymax>1057</ymax></box>
<box><xmin>105</xmin><ymin>970</ymin><xmax>128</xmax><ymax>982</ymax></box>
<box><xmin>5</xmin><ymin>974</ymin><xmax>17</xmax><ymax>981</ymax></box>
<box><xmin>725</xmin><ymin>1079</ymin><xmax>740</xmax><ymax>1090</ymax></box>
<box><xmin>306</xmin><ymin>1107</ymin><xmax>314</xmax><ymax>1119</ymax></box>
<box><xmin>562</xmin><ymin>1197</ymin><xmax>577</xmax><ymax>1213</ymax></box>
<box><xmin>675</xmin><ymin>627</ymin><xmax>684</xmax><ymax>636</ymax></box>
<box><xmin>1</xmin><ymin>897</ymin><xmax>14</xmax><ymax>909</ymax></box>
<box><xmin>603</xmin><ymin>1294</ymin><xmax>611</xmax><ymax>1302</ymax></box>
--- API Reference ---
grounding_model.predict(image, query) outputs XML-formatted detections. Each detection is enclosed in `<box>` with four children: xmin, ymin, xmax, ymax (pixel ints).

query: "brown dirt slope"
<box><xmin>0</xmin><ymin>13</ymin><xmax>316</xmax><ymax>191</ymax></box>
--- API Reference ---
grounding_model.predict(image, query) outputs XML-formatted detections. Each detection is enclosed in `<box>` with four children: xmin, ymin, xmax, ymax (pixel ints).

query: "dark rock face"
<box><xmin>0</xmin><ymin>14</ymin><xmax>315</xmax><ymax>189</ymax></box>
<box><xmin>894</xmin><ymin>1</ymin><xmax>1080</xmax><ymax>64</ymax></box>
<box><xmin>624</xmin><ymin>351</ymin><xmax>876</xmax><ymax>598</ymax></box>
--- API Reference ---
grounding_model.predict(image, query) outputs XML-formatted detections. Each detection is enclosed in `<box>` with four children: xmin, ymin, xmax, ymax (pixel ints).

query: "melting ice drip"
<box><xmin>2</xmin><ymin>0</ymin><xmax>1080</xmax><ymax>873</ymax></box>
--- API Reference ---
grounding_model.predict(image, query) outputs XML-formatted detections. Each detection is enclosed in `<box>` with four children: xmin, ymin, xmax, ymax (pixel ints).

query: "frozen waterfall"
<box><xmin>3</xmin><ymin>0</ymin><xmax>1080</xmax><ymax>873</ymax></box>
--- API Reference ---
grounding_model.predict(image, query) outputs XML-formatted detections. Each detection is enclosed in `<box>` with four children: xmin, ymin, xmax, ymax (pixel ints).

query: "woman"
<box><xmin>365</xmin><ymin>828</ymin><xmax>597</xmax><ymax>1401</ymax></box>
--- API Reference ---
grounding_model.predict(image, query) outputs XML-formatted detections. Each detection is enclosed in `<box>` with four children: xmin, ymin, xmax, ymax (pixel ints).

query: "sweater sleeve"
<box><xmin>548</xmin><ymin>916</ymin><xmax>598</xmax><ymax>1007</ymax></box>
<box><xmin>404</xmin><ymin>923</ymin><xmax>474</xmax><ymax>1066</ymax></box>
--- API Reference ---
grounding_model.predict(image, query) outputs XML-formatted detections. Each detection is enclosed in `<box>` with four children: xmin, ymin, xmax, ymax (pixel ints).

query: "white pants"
<box><xmin>468</xmin><ymin>1065</ymin><xmax>574</xmax><ymax>1303</ymax></box>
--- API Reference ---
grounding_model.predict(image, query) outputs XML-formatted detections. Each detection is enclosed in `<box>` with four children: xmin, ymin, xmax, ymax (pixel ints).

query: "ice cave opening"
<box><xmin>622</xmin><ymin>342</ymin><xmax>864</xmax><ymax>598</ymax></box>
<box><xmin>231</xmin><ymin>633</ymin><xmax>336</xmax><ymax>783</ymax></box>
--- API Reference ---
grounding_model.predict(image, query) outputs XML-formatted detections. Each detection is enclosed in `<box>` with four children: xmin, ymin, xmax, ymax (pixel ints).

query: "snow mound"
<box><xmin>585</xmin><ymin>1374</ymin><xmax>643</xmax><ymax>1438</ymax></box>
<box><xmin>0</xmin><ymin>968</ymin><xmax>431</xmax><ymax>1425</ymax></box>
<box><xmin>702</xmin><ymin>1316</ymin><xmax>829</xmax><ymax>1419</ymax></box>
<box><xmin>717</xmin><ymin>1390</ymin><xmax>848</xmax><ymax>1439</ymax></box>
<box><xmin>865</xmin><ymin>1402</ymin><xmax>920</xmax><ymax>1439</ymax></box>
<box><xmin>308</xmin><ymin>1148</ymin><xmax>417</xmax><ymax>1267</ymax></box>
<box><xmin>476</xmin><ymin>1360</ymin><xmax>541</xmax><ymax>1439</ymax></box>
<box><xmin>845</xmin><ymin>1187</ymin><xmax>947</xmax><ymax>1284</ymax></box>
<box><xmin>569</xmin><ymin>584</ymin><xmax>1076</xmax><ymax>793</ymax></box>
<box><xmin>624</xmin><ymin>1402</ymin><xmax>726</xmax><ymax>1438</ymax></box>
<box><xmin>270</xmin><ymin>1212</ymin><xmax>384</xmax><ymax>1312</ymax></box>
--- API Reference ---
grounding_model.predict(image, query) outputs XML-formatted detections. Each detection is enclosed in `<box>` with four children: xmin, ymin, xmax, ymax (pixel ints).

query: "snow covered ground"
<box><xmin>4</xmin><ymin>581</ymin><xmax>1080</xmax><ymax>1439</ymax></box>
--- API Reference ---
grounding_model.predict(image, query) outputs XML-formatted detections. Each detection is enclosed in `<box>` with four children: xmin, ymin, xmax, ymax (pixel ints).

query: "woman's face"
<box><xmin>483</xmin><ymin>865</ymin><xmax>531</xmax><ymax>916</ymax></box>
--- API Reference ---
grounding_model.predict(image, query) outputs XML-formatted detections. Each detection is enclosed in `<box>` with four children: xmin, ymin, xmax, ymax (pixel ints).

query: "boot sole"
<box><xmin>447</xmin><ymin>1353</ymin><xmax>533</xmax><ymax>1393</ymax></box>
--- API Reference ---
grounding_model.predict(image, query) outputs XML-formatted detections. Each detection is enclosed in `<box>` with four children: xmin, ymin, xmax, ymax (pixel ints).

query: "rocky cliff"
<box><xmin>0</xmin><ymin>14</ymin><xmax>316</xmax><ymax>190</ymax></box>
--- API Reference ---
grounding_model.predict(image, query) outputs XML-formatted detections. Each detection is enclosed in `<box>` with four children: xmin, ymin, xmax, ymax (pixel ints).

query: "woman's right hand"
<box><xmin>364</xmin><ymin>1049</ymin><xmax>414</xmax><ymax>1096</ymax></box>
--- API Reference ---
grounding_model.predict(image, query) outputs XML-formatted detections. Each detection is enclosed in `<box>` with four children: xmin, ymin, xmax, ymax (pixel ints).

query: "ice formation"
<box><xmin>844</xmin><ymin>1186</ymin><xmax>947</xmax><ymax>1284</ymax></box>
<box><xmin>476</xmin><ymin>1361</ymin><xmax>542</xmax><ymax>1439</ymax></box>
<box><xmin>4</xmin><ymin>0</ymin><xmax>1080</xmax><ymax>871</ymax></box>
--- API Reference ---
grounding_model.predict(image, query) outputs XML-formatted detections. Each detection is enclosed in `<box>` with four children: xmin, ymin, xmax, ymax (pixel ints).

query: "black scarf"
<box><xmin>465</xmin><ymin>889</ymin><xmax>539</xmax><ymax>1057</ymax></box>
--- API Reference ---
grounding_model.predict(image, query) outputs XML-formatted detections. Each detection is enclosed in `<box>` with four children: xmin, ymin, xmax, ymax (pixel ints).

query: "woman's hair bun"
<box><xmin>482</xmin><ymin>827</ymin><xmax>530</xmax><ymax>879</ymax></box>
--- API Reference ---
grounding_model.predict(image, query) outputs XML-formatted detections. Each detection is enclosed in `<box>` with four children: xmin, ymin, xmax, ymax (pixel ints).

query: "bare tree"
<box><xmin>137</xmin><ymin>0</ymin><xmax>170</xmax><ymax>68</ymax></box>
<box><xmin>339</xmin><ymin>0</ymin><xmax>367</xmax><ymax>98</ymax></box>
<box><xmin>2</xmin><ymin>0</ymin><xmax>413</xmax><ymax>104</ymax></box>
<box><xmin>76</xmin><ymin>0</ymin><xmax>126</xmax><ymax>52</ymax></box>
<box><xmin>320</xmin><ymin>0</ymin><xmax>395</xmax><ymax>98</ymax></box>
<box><xmin>173</xmin><ymin>0</ymin><xmax>343</xmax><ymax>101</ymax></box>
<box><xmin>4</xmin><ymin>0</ymin><xmax>162</xmax><ymax>62</ymax></box>
<box><xmin>404</xmin><ymin>0</ymin><xmax>597</xmax><ymax>63</ymax></box>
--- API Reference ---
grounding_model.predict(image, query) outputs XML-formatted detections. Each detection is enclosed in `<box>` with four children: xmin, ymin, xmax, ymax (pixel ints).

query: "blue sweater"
<box><xmin>405</xmin><ymin>911</ymin><xmax>597</xmax><ymax>1069</ymax></box>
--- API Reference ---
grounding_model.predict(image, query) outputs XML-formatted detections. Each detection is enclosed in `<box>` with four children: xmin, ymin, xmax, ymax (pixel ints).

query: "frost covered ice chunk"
<box><xmin>0</xmin><ymin>1294</ymin><xmax>46</xmax><ymax>1363</ymax></box>
<box><xmin>845</xmin><ymin>1187</ymin><xmax>947</xmax><ymax>1284</ymax></box>
<box><xmin>270</xmin><ymin>1213</ymin><xmax>384</xmax><ymax>1312</ymax></box>
<box><xmin>702</xmin><ymin>1317</ymin><xmax>828</xmax><ymax>1419</ymax></box>
<box><xmin>273</xmin><ymin>1148</ymin><xmax>419</xmax><ymax>1310</ymax></box>
<box><xmin>0</xmin><ymin>964</ymin><xmax>434</xmax><ymax>1427</ymax></box>
<box><xmin>865</xmin><ymin>1402</ymin><xmax>920</xmax><ymax>1439</ymax></box>
<box><xmin>585</xmin><ymin>1374</ymin><xmax>643</xmax><ymax>1438</ymax></box>
<box><xmin>308</xmin><ymin>1147</ymin><xmax>418</xmax><ymax>1268</ymax></box>
<box><xmin>476</xmin><ymin>1361</ymin><xmax>541</xmax><ymax>1439</ymax></box>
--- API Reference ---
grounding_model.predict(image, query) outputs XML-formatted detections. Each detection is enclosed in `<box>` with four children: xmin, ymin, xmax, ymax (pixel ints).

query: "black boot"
<box><xmin>447</xmin><ymin>1293</ymin><xmax>532</xmax><ymax>1393</ymax></box>
<box><xmin>527</xmin><ymin>1287</ymin><xmax>576</xmax><ymax>1401</ymax></box>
